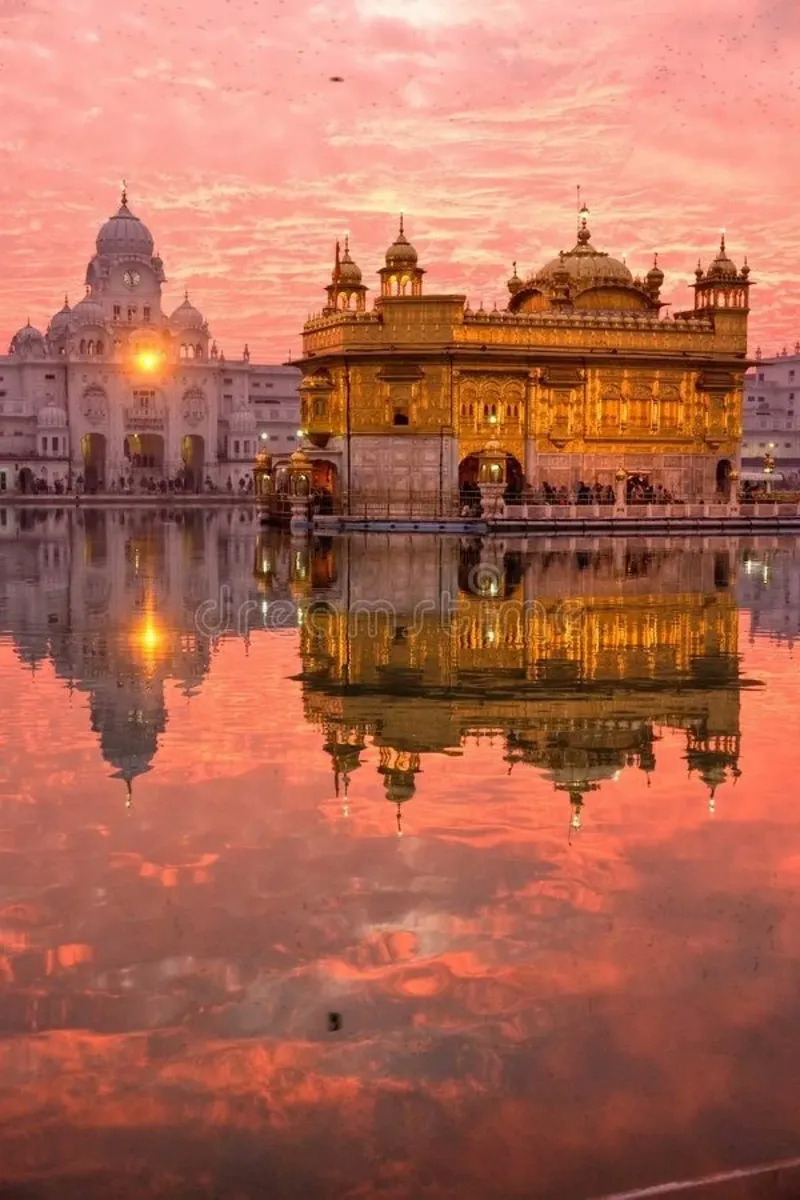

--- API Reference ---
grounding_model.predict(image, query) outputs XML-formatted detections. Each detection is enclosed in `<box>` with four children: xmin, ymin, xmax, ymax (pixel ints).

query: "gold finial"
<box><xmin>399</xmin><ymin>213</ymin><xmax>404</xmax><ymax>235</ymax></box>
<box><xmin>184</xmin><ymin>288</ymin><xmax>189</xmax><ymax>300</ymax></box>
<box><xmin>653</xmin><ymin>252</ymin><xmax>658</xmax><ymax>266</ymax></box>
<box><xmin>121</xmin><ymin>179</ymin><xmax>128</xmax><ymax>207</ymax></box>
<box><xmin>64</xmin><ymin>292</ymin><xmax>69</xmax><ymax>306</ymax></box>
<box><xmin>720</xmin><ymin>229</ymin><xmax>726</xmax><ymax>252</ymax></box>
<box><xmin>343</xmin><ymin>233</ymin><xmax>349</xmax><ymax>253</ymax></box>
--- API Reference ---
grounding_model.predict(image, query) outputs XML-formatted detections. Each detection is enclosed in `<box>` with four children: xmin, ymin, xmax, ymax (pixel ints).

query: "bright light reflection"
<box><xmin>130</xmin><ymin>613</ymin><xmax>165</xmax><ymax>666</ymax></box>
<box><xmin>136</xmin><ymin>350</ymin><xmax>160</xmax><ymax>372</ymax></box>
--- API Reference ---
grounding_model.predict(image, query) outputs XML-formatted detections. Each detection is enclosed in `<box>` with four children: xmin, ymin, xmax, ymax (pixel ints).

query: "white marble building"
<box><xmin>742</xmin><ymin>345</ymin><xmax>800</xmax><ymax>479</ymax></box>
<box><xmin>0</xmin><ymin>189</ymin><xmax>300</xmax><ymax>494</ymax></box>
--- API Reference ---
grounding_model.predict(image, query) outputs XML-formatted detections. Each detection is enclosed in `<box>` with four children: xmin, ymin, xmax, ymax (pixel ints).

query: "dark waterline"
<box><xmin>0</xmin><ymin>508</ymin><xmax>799</xmax><ymax>1198</ymax></box>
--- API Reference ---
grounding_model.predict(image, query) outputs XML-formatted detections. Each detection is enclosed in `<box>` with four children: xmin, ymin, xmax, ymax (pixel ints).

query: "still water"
<box><xmin>1</xmin><ymin>507</ymin><xmax>799</xmax><ymax>1199</ymax></box>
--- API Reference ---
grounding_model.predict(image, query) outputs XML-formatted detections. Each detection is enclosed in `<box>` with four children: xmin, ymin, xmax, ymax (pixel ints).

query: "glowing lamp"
<box><xmin>136</xmin><ymin>350</ymin><xmax>160</xmax><ymax>372</ymax></box>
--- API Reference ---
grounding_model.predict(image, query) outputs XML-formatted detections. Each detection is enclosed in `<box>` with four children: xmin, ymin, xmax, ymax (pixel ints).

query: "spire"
<box><xmin>121</xmin><ymin>179</ymin><xmax>128</xmax><ymax>208</ymax></box>
<box><xmin>333</xmin><ymin>238</ymin><xmax>341</xmax><ymax>282</ymax></box>
<box><xmin>577</xmin><ymin>199</ymin><xmax>591</xmax><ymax>246</ymax></box>
<box><xmin>720</xmin><ymin>230</ymin><xmax>726</xmax><ymax>253</ymax></box>
<box><xmin>399</xmin><ymin>212</ymin><xmax>404</xmax><ymax>235</ymax></box>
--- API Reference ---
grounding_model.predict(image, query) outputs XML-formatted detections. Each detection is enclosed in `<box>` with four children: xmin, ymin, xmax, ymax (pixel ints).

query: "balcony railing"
<box><xmin>123</xmin><ymin>408</ymin><xmax>166</xmax><ymax>430</ymax></box>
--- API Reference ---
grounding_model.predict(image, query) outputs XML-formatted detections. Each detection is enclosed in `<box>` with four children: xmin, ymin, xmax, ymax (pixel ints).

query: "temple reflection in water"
<box><xmin>0</xmin><ymin>508</ymin><xmax>781</xmax><ymax>826</ymax></box>
<box><xmin>286</xmin><ymin>533</ymin><xmax>751</xmax><ymax>829</ymax></box>
<box><xmin>0</xmin><ymin>506</ymin><xmax>264</xmax><ymax>801</ymax></box>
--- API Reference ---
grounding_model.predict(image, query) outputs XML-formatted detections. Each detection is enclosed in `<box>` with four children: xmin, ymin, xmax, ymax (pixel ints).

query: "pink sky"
<box><xmin>0</xmin><ymin>0</ymin><xmax>796</xmax><ymax>362</ymax></box>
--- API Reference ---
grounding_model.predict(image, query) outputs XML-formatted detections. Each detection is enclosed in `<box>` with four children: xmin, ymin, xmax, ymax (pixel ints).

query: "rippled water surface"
<box><xmin>1</xmin><ymin>506</ymin><xmax>800</xmax><ymax>1199</ymax></box>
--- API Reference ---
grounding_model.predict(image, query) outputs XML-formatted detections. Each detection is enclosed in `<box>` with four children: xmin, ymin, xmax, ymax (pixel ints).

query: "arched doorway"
<box><xmin>81</xmin><ymin>433</ymin><xmax>106</xmax><ymax>492</ymax></box>
<box><xmin>458</xmin><ymin>453</ymin><xmax>524</xmax><ymax>502</ymax></box>
<box><xmin>17</xmin><ymin>466</ymin><xmax>35</xmax><ymax>493</ymax></box>
<box><xmin>182</xmin><ymin>434</ymin><xmax>205</xmax><ymax>492</ymax></box>
<box><xmin>124</xmin><ymin>433</ymin><xmax>165</xmax><ymax>474</ymax></box>
<box><xmin>716</xmin><ymin>458</ymin><xmax>732</xmax><ymax>497</ymax></box>
<box><xmin>312</xmin><ymin>460</ymin><xmax>339</xmax><ymax>513</ymax></box>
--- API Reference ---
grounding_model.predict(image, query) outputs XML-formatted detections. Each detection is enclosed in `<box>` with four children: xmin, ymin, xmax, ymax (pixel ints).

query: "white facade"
<box><xmin>742</xmin><ymin>346</ymin><xmax>800</xmax><ymax>478</ymax></box>
<box><xmin>0</xmin><ymin>190</ymin><xmax>300</xmax><ymax>495</ymax></box>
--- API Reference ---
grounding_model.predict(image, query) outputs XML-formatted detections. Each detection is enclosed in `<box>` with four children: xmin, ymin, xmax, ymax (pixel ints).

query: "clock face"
<box><xmin>123</xmin><ymin>270</ymin><xmax>140</xmax><ymax>288</ymax></box>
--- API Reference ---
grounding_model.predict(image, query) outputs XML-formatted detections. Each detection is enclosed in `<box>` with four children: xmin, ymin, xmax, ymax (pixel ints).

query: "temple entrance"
<box><xmin>312</xmin><ymin>460</ymin><xmax>339</xmax><ymax>513</ymax></box>
<box><xmin>459</xmin><ymin>453</ymin><xmax>524</xmax><ymax>502</ymax></box>
<box><xmin>81</xmin><ymin>432</ymin><xmax>106</xmax><ymax>492</ymax></box>
<box><xmin>17</xmin><ymin>467</ymin><xmax>35</xmax><ymax>493</ymax></box>
<box><xmin>124</xmin><ymin>433</ymin><xmax>165</xmax><ymax>474</ymax></box>
<box><xmin>716</xmin><ymin>458</ymin><xmax>732</xmax><ymax>497</ymax></box>
<box><xmin>181</xmin><ymin>434</ymin><xmax>205</xmax><ymax>491</ymax></box>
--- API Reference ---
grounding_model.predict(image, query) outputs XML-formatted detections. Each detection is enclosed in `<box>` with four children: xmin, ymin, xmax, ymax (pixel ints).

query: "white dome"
<box><xmin>10</xmin><ymin>321</ymin><xmax>46</xmax><ymax>357</ymax></box>
<box><xmin>229</xmin><ymin>407</ymin><xmax>256</xmax><ymax>433</ymax></box>
<box><xmin>48</xmin><ymin>298</ymin><xmax>71</xmax><ymax>337</ymax></box>
<box><xmin>71</xmin><ymin>294</ymin><xmax>106</xmax><ymax>328</ymax></box>
<box><xmin>170</xmin><ymin>293</ymin><xmax>205</xmax><ymax>329</ymax></box>
<box><xmin>37</xmin><ymin>402</ymin><xmax>68</xmax><ymax>428</ymax></box>
<box><xmin>96</xmin><ymin>195</ymin><xmax>154</xmax><ymax>258</ymax></box>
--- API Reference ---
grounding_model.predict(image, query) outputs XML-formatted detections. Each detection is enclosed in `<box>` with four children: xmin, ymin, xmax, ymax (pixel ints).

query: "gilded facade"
<box><xmin>293</xmin><ymin>209</ymin><xmax>751</xmax><ymax>506</ymax></box>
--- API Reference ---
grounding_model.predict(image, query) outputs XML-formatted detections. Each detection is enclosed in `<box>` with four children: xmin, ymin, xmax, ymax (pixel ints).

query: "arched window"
<box><xmin>79</xmin><ymin>339</ymin><xmax>86</xmax><ymax>354</ymax></box>
<box><xmin>187</xmin><ymin>344</ymin><xmax>195</xmax><ymax>359</ymax></box>
<box><xmin>96</xmin><ymin>339</ymin><xmax>104</xmax><ymax>355</ymax></box>
<box><xmin>179</xmin><ymin>344</ymin><xmax>186</xmax><ymax>359</ymax></box>
<box><xmin>195</xmin><ymin>344</ymin><xmax>203</xmax><ymax>359</ymax></box>
<box><xmin>87</xmin><ymin>340</ymin><xmax>95</xmax><ymax>355</ymax></box>
<box><xmin>483</xmin><ymin>404</ymin><xmax>489</xmax><ymax>419</ymax></box>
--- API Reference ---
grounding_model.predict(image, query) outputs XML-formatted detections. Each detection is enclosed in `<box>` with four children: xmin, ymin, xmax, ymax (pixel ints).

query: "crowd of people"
<box><xmin>10</xmin><ymin>471</ymin><xmax>255</xmax><ymax>496</ymax></box>
<box><xmin>459</xmin><ymin>477</ymin><xmax>679</xmax><ymax>513</ymax></box>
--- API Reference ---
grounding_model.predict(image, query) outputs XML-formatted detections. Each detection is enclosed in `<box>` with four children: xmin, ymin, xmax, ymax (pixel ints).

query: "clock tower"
<box><xmin>84</xmin><ymin>186</ymin><xmax>166</xmax><ymax>325</ymax></box>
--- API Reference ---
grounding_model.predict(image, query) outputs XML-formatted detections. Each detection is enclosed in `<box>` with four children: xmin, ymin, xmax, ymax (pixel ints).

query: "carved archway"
<box><xmin>81</xmin><ymin>432</ymin><xmax>106</xmax><ymax>491</ymax></box>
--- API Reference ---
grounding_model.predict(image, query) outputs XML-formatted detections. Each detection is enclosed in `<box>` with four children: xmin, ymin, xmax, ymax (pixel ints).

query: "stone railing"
<box><xmin>123</xmin><ymin>407</ymin><xmax>166</xmax><ymax>431</ymax></box>
<box><xmin>503</xmin><ymin>500</ymin><xmax>800</xmax><ymax>521</ymax></box>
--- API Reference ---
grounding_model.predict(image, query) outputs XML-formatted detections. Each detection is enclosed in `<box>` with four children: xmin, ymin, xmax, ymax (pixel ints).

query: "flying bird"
<box><xmin>329</xmin><ymin>75</ymin><xmax>344</xmax><ymax>82</ymax></box>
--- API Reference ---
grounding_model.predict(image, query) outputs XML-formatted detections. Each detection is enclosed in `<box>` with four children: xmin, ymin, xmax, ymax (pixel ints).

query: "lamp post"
<box><xmin>763</xmin><ymin>451</ymin><xmax>775</xmax><ymax>495</ymax></box>
<box><xmin>614</xmin><ymin>467</ymin><xmax>628</xmax><ymax>514</ymax></box>
<box><xmin>287</xmin><ymin>447</ymin><xmax>313</xmax><ymax>534</ymax></box>
<box><xmin>727</xmin><ymin>467</ymin><xmax>740</xmax><ymax>516</ymax></box>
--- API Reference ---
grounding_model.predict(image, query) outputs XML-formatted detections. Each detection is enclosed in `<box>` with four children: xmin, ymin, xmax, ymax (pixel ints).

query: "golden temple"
<box><xmin>292</xmin><ymin>207</ymin><xmax>751</xmax><ymax>509</ymax></box>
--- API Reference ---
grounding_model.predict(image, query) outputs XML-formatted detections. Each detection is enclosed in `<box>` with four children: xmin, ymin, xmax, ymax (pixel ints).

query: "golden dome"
<box><xmin>705</xmin><ymin>233</ymin><xmax>738</xmax><ymax>280</ymax></box>
<box><xmin>535</xmin><ymin>214</ymin><xmax>633</xmax><ymax>288</ymax></box>
<box><xmin>385</xmin><ymin>215</ymin><xmax>418</xmax><ymax>267</ymax></box>
<box><xmin>338</xmin><ymin>236</ymin><xmax>362</xmax><ymax>283</ymax></box>
<box><xmin>646</xmin><ymin>253</ymin><xmax>664</xmax><ymax>290</ymax></box>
